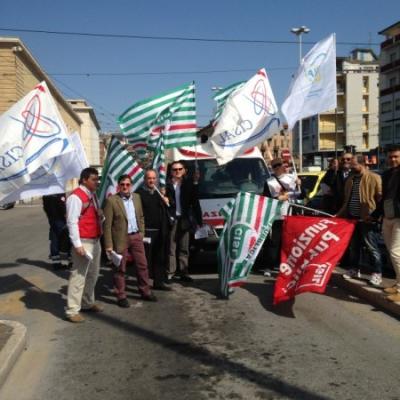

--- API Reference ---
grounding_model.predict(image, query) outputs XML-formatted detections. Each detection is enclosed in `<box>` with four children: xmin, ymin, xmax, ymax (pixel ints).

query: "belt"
<box><xmin>128</xmin><ymin>231</ymin><xmax>139</xmax><ymax>235</ymax></box>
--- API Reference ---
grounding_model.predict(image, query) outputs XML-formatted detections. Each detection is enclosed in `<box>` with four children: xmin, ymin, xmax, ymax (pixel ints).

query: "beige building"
<box><xmin>68</xmin><ymin>99</ymin><xmax>101</xmax><ymax>166</ymax></box>
<box><xmin>0</xmin><ymin>36</ymin><xmax>102</xmax><ymax>169</ymax></box>
<box><xmin>378</xmin><ymin>21</ymin><xmax>400</xmax><ymax>148</ymax></box>
<box><xmin>0</xmin><ymin>37</ymin><xmax>82</xmax><ymax>133</ymax></box>
<box><xmin>294</xmin><ymin>49</ymin><xmax>379</xmax><ymax>169</ymax></box>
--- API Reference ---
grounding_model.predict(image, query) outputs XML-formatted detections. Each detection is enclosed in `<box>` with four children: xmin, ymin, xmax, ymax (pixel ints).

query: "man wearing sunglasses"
<box><xmin>166</xmin><ymin>160</ymin><xmax>203</xmax><ymax>282</ymax></box>
<box><xmin>103</xmin><ymin>174</ymin><xmax>156</xmax><ymax>307</ymax></box>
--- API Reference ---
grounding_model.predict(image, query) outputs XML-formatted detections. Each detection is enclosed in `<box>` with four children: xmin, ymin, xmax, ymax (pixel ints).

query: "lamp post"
<box><xmin>291</xmin><ymin>25</ymin><xmax>310</xmax><ymax>172</ymax></box>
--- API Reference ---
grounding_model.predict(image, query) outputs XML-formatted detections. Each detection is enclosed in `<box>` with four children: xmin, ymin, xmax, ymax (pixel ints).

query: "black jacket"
<box><xmin>136</xmin><ymin>186</ymin><xmax>171</xmax><ymax>235</ymax></box>
<box><xmin>165</xmin><ymin>178</ymin><xmax>203</xmax><ymax>227</ymax></box>
<box><xmin>42</xmin><ymin>194</ymin><xmax>66</xmax><ymax>222</ymax></box>
<box><xmin>380</xmin><ymin>167</ymin><xmax>400</xmax><ymax>218</ymax></box>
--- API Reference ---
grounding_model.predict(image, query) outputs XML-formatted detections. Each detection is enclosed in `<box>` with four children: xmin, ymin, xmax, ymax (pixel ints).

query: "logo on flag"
<box><xmin>210</xmin><ymin>69</ymin><xmax>280</xmax><ymax>165</ymax></box>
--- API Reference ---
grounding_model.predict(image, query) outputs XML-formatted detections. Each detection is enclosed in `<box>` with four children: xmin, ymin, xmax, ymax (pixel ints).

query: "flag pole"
<box><xmin>289</xmin><ymin>202</ymin><xmax>334</xmax><ymax>217</ymax></box>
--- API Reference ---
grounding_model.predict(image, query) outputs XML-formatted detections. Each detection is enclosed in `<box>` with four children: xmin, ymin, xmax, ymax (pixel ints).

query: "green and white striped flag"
<box><xmin>97</xmin><ymin>136</ymin><xmax>144</xmax><ymax>207</ymax></box>
<box><xmin>218</xmin><ymin>192</ymin><xmax>283</xmax><ymax>298</ymax></box>
<box><xmin>151</xmin><ymin>134</ymin><xmax>166</xmax><ymax>187</ymax></box>
<box><xmin>118</xmin><ymin>82</ymin><xmax>197</xmax><ymax>154</ymax></box>
<box><xmin>212</xmin><ymin>81</ymin><xmax>245</xmax><ymax>123</ymax></box>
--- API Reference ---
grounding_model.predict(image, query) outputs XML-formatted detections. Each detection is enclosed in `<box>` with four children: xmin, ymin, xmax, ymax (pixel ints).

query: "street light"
<box><xmin>291</xmin><ymin>25</ymin><xmax>310</xmax><ymax>172</ymax></box>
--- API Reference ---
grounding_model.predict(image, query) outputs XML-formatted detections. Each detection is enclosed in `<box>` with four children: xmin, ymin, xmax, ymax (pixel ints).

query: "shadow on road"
<box><xmin>16</xmin><ymin>257</ymin><xmax>70</xmax><ymax>279</ymax></box>
<box><xmin>20</xmin><ymin>287</ymin><xmax>65</xmax><ymax>319</ymax></box>
<box><xmin>90</xmin><ymin>311</ymin><xmax>331</xmax><ymax>400</ymax></box>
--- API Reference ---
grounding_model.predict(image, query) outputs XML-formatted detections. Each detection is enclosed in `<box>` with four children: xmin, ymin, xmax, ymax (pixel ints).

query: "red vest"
<box><xmin>72</xmin><ymin>188</ymin><xmax>101</xmax><ymax>239</ymax></box>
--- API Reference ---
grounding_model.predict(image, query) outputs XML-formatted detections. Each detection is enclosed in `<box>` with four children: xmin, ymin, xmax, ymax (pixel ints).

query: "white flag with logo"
<box><xmin>281</xmin><ymin>34</ymin><xmax>337</xmax><ymax>130</ymax></box>
<box><xmin>210</xmin><ymin>69</ymin><xmax>280</xmax><ymax>165</ymax></box>
<box><xmin>0</xmin><ymin>132</ymin><xmax>89</xmax><ymax>204</ymax></box>
<box><xmin>0</xmin><ymin>81</ymin><xmax>74</xmax><ymax>203</ymax></box>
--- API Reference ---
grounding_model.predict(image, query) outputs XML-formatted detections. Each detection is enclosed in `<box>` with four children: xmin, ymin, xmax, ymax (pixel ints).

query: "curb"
<box><xmin>0</xmin><ymin>321</ymin><xmax>27</xmax><ymax>388</ymax></box>
<box><xmin>331</xmin><ymin>271</ymin><xmax>400</xmax><ymax>319</ymax></box>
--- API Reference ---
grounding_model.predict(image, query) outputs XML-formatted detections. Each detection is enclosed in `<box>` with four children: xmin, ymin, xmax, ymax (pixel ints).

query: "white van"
<box><xmin>170</xmin><ymin>143</ymin><xmax>270</xmax><ymax>246</ymax></box>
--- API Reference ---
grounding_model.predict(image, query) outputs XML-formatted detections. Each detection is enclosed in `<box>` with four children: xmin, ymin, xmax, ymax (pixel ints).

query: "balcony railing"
<box><xmin>381</xmin><ymin>33</ymin><xmax>400</xmax><ymax>49</ymax></box>
<box><xmin>380</xmin><ymin>84</ymin><xmax>400</xmax><ymax>97</ymax></box>
<box><xmin>381</xmin><ymin>59</ymin><xmax>400</xmax><ymax>73</ymax></box>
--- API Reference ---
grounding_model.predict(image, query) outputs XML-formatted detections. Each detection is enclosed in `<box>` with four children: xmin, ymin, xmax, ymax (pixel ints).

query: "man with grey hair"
<box><xmin>337</xmin><ymin>154</ymin><xmax>383</xmax><ymax>286</ymax></box>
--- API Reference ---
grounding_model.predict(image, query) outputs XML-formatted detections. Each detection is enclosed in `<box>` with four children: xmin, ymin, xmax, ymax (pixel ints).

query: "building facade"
<box><xmin>67</xmin><ymin>99</ymin><xmax>101</xmax><ymax>167</ymax></box>
<box><xmin>293</xmin><ymin>49</ymin><xmax>379</xmax><ymax>169</ymax></box>
<box><xmin>379</xmin><ymin>21</ymin><xmax>400</xmax><ymax>148</ymax></box>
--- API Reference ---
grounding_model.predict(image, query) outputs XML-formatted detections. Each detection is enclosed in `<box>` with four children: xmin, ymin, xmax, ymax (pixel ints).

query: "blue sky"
<box><xmin>0</xmin><ymin>0</ymin><xmax>398</xmax><ymax>132</ymax></box>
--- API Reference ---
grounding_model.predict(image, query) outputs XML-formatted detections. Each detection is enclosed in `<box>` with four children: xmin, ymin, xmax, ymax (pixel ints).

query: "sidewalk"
<box><xmin>0</xmin><ymin>321</ymin><xmax>27</xmax><ymax>388</ymax></box>
<box><xmin>331</xmin><ymin>267</ymin><xmax>400</xmax><ymax>318</ymax></box>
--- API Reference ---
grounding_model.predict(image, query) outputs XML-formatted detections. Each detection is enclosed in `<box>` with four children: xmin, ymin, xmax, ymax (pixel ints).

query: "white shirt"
<box><xmin>173</xmin><ymin>181</ymin><xmax>182</xmax><ymax>216</ymax></box>
<box><xmin>66</xmin><ymin>185</ymin><xmax>97</xmax><ymax>248</ymax></box>
<box><xmin>266</xmin><ymin>173</ymin><xmax>299</xmax><ymax>217</ymax></box>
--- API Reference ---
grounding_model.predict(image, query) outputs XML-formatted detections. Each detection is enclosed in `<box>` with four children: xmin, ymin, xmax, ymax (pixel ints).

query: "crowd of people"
<box><xmin>42</xmin><ymin>147</ymin><xmax>400</xmax><ymax>323</ymax></box>
<box><xmin>260</xmin><ymin>146</ymin><xmax>400</xmax><ymax>303</ymax></box>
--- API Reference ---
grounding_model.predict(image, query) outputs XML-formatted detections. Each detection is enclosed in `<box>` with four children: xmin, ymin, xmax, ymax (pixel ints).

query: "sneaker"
<box><xmin>369</xmin><ymin>273</ymin><xmax>382</xmax><ymax>287</ymax></box>
<box><xmin>384</xmin><ymin>286</ymin><xmax>399</xmax><ymax>295</ymax></box>
<box><xmin>117</xmin><ymin>298</ymin><xmax>130</xmax><ymax>308</ymax></box>
<box><xmin>50</xmin><ymin>255</ymin><xmax>61</xmax><ymax>262</ymax></box>
<box><xmin>66</xmin><ymin>313</ymin><xmax>85</xmax><ymax>323</ymax></box>
<box><xmin>263</xmin><ymin>269</ymin><xmax>273</xmax><ymax>277</ymax></box>
<box><xmin>343</xmin><ymin>269</ymin><xmax>361</xmax><ymax>279</ymax></box>
<box><xmin>81</xmin><ymin>304</ymin><xmax>104</xmax><ymax>313</ymax></box>
<box><xmin>386</xmin><ymin>292</ymin><xmax>400</xmax><ymax>303</ymax></box>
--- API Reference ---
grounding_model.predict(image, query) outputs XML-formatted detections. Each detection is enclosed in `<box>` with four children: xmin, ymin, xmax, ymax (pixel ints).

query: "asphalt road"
<box><xmin>0</xmin><ymin>205</ymin><xmax>399</xmax><ymax>400</ymax></box>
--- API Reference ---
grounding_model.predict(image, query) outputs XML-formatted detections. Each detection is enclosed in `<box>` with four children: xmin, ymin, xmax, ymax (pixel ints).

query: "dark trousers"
<box><xmin>48</xmin><ymin>219</ymin><xmax>66</xmax><ymax>257</ymax></box>
<box><xmin>144</xmin><ymin>229</ymin><xmax>168</xmax><ymax>286</ymax></box>
<box><xmin>114</xmin><ymin>233</ymin><xmax>151</xmax><ymax>299</ymax></box>
<box><xmin>262</xmin><ymin>219</ymin><xmax>284</xmax><ymax>269</ymax></box>
<box><xmin>168</xmin><ymin>218</ymin><xmax>190</xmax><ymax>276</ymax></box>
<box><xmin>348</xmin><ymin>221</ymin><xmax>383</xmax><ymax>274</ymax></box>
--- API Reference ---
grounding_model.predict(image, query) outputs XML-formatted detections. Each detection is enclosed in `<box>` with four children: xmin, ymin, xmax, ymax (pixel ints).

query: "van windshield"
<box><xmin>185</xmin><ymin>158</ymin><xmax>270</xmax><ymax>199</ymax></box>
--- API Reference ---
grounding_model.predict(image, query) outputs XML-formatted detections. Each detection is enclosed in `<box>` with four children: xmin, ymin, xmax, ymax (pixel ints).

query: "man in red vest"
<box><xmin>65</xmin><ymin>168</ymin><xmax>103</xmax><ymax>322</ymax></box>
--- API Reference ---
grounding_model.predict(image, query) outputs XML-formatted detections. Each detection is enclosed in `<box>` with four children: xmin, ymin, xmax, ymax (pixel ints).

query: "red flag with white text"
<box><xmin>273</xmin><ymin>216</ymin><xmax>355</xmax><ymax>305</ymax></box>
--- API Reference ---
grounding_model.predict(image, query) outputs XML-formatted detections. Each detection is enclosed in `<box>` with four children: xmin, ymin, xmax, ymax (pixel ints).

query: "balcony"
<box><xmin>380</xmin><ymin>84</ymin><xmax>400</xmax><ymax>97</ymax></box>
<box><xmin>381</xmin><ymin>59</ymin><xmax>400</xmax><ymax>73</ymax></box>
<box><xmin>381</xmin><ymin>33</ymin><xmax>400</xmax><ymax>49</ymax></box>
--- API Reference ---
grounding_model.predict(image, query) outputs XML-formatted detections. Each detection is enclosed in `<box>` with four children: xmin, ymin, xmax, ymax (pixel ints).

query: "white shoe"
<box><xmin>369</xmin><ymin>273</ymin><xmax>382</xmax><ymax>287</ymax></box>
<box><xmin>343</xmin><ymin>269</ymin><xmax>361</xmax><ymax>279</ymax></box>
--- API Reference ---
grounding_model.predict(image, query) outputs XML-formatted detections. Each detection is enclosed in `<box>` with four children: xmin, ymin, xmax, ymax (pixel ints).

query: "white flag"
<box><xmin>210</xmin><ymin>69</ymin><xmax>280</xmax><ymax>165</ymax></box>
<box><xmin>0</xmin><ymin>81</ymin><xmax>74</xmax><ymax>202</ymax></box>
<box><xmin>0</xmin><ymin>132</ymin><xmax>88</xmax><ymax>204</ymax></box>
<box><xmin>281</xmin><ymin>34</ymin><xmax>337</xmax><ymax>130</ymax></box>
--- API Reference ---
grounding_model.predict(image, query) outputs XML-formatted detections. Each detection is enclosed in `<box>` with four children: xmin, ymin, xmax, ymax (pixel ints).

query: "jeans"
<box><xmin>48</xmin><ymin>219</ymin><xmax>66</xmax><ymax>257</ymax></box>
<box><xmin>349</xmin><ymin>221</ymin><xmax>383</xmax><ymax>274</ymax></box>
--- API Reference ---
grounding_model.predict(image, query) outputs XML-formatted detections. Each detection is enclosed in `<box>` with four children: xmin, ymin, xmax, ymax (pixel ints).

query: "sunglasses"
<box><xmin>119</xmin><ymin>183</ymin><xmax>131</xmax><ymax>187</ymax></box>
<box><xmin>172</xmin><ymin>168</ymin><xmax>184</xmax><ymax>171</ymax></box>
<box><xmin>272</xmin><ymin>163</ymin><xmax>283</xmax><ymax>168</ymax></box>
<box><xmin>343</xmin><ymin>158</ymin><xmax>352</xmax><ymax>161</ymax></box>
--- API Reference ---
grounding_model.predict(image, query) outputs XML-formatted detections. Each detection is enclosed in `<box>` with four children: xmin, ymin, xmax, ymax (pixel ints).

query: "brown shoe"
<box><xmin>386</xmin><ymin>293</ymin><xmax>400</xmax><ymax>303</ymax></box>
<box><xmin>67</xmin><ymin>314</ymin><xmax>85</xmax><ymax>323</ymax></box>
<box><xmin>82</xmin><ymin>304</ymin><xmax>104</xmax><ymax>313</ymax></box>
<box><xmin>384</xmin><ymin>286</ymin><xmax>399</xmax><ymax>295</ymax></box>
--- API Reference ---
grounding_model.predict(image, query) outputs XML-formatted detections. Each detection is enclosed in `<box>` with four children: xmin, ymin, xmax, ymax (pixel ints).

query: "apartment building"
<box><xmin>294</xmin><ymin>49</ymin><xmax>379</xmax><ymax>169</ymax></box>
<box><xmin>379</xmin><ymin>21</ymin><xmax>400</xmax><ymax>148</ymax></box>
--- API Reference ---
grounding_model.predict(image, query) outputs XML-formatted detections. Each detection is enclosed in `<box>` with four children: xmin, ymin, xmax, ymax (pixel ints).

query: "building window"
<box><xmin>362</xmin><ymin>76</ymin><xmax>369</xmax><ymax>94</ymax></box>
<box><xmin>362</xmin><ymin>96</ymin><xmax>369</xmax><ymax>112</ymax></box>
<box><xmin>363</xmin><ymin>115</ymin><xmax>369</xmax><ymax>131</ymax></box>
<box><xmin>396</xmin><ymin>99</ymin><xmax>400</xmax><ymax>111</ymax></box>
<box><xmin>382</xmin><ymin>126</ymin><xmax>392</xmax><ymax>141</ymax></box>
<box><xmin>390</xmin><ymin>52</ymin><xmax>396</xmax><ymax>63</ymax></box>
<box><xmin>362</xmin><ymin>133</ymin><xmax>369</xmax><ymax>149</ymax></box>
<box><xmin>390</xmin><ymin>77</ymin><xmax>397</xmax><ymax>87</ymax></box>
<box><xmin>381</xmin><ymin>101</ymin><xmax>392</xmax><ymax>114</ymax></box>
<box><xmin>396</xmin><ymin>124</ymin><xmax>400</xmax><ymax>140</ymax></box>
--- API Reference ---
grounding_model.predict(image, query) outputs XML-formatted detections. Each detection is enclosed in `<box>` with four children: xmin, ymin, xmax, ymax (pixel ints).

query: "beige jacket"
<box><xmin>103</xmin><ymin>193</ymin><xmax>145</xmax><ymax>253</ymax></box>
<box><xmin>337</xmin><ymin>170</ymin><xmax>382</xmax><ymax>221</ymax></box>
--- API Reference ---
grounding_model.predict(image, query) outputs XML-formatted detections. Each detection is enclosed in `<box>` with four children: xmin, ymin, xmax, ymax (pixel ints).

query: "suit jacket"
<box><xmin>103</xmin><ymin>193</ymin><xmax>145</xmax><ymax>253</ymax></box>
<box><xmin>165</xmin><ymin>177</ymin><xmax>203</xmax><ymax>229</ymax></box>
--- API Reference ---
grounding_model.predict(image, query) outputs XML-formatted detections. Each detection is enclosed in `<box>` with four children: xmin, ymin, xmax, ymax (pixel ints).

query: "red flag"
<box><xmin>273</xmin><ymin>216</ymin><xmax>355</xmax><ymax>305</ymax></box>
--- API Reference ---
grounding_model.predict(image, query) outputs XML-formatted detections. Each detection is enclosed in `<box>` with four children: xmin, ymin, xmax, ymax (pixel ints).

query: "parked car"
<box><xmin>0</xmin><ymin>202</ymin><xmax>16</xmax><ymax>210</ymax></box>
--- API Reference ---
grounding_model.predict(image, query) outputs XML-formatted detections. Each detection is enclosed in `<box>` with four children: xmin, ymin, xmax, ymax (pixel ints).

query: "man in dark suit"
<box><xmin>103</xmin><ymin>174</ymin><xmax>156</xmax><ymax>308</ymax></box>
<box><xmin>166</xmin><ymin>160</ymin><xmax>202</xmax><ymax>282</ymax></box>
<box><xmin>136</xmin><ymin>169</ymin><xmax>172</xmax><ymax>290</ymax></box>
